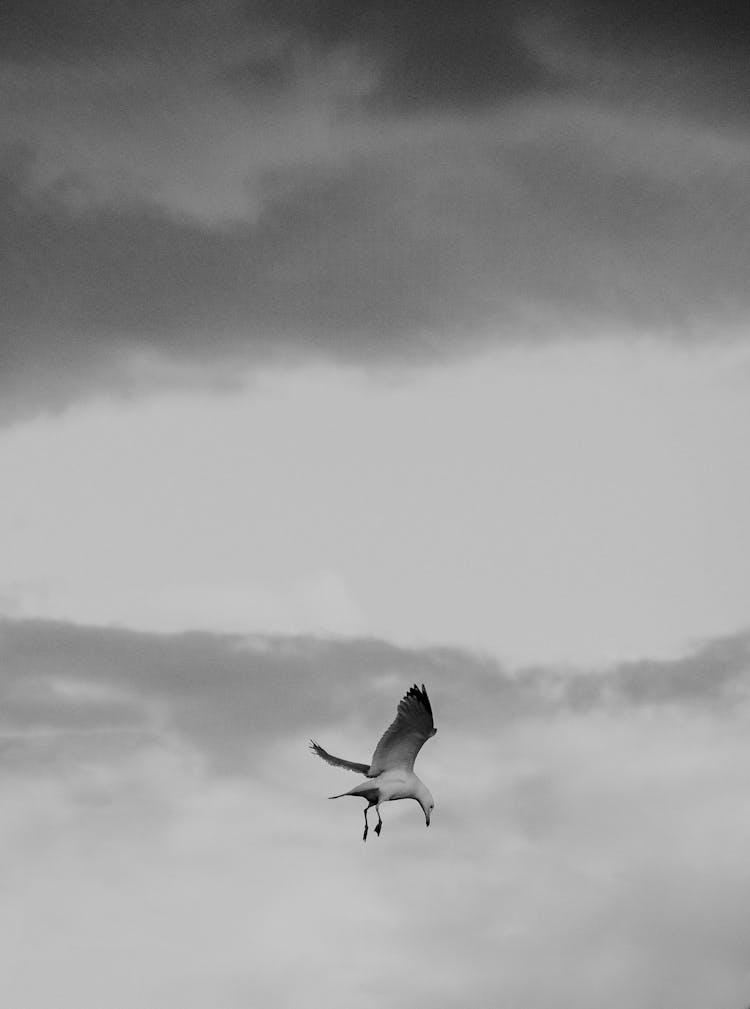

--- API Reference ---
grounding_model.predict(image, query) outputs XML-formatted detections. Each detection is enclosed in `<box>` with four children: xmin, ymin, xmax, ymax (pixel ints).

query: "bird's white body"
<box><xmin>311</xmin><ymin>683</ymin><xmax>437</xmax><ymax>841</ymax></box>
<box><xmin>337</xmin><ymin>769</ymin><xmax>431</xmax><ymax>805</ymax></box>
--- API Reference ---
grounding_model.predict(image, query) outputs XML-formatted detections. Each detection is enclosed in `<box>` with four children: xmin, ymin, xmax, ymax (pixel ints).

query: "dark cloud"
<box><xmin>561</xmin><ymin>0</ymin><xmax>750</xmax><ymax>58</ymax></box>
<box><xmin>532</xmin><ymin>1</ymin><xmax>750</xmax><ymax>128</ymax></box>
<box><xmin>1</xmin><ymin>1</ymin><xmax>750</xmax><ymax>418</ymax></box>
<box><xmin>247</xmin><ymin>0</ymin><xmax>551</xmax><ymax>111</ymax></box>
<box><xmin>241</xmin><ymin>0</ymin><xmax>750</xmax><ymax>118</ymax></box>
<box><xmin>612</xmin><ymin>633</ymin><xmax>750</xmax><ymax>707</ymax></box>
<box><xmin>2</xmin><ymin>617</ymin><xmax>748</xmax><ymax>775</ymax></box>
<box><xmin>0</xmin><ymin>0</ymin><xmax>551</xmax><ymax>109</ymax></box>
<box><xmin>2</xmin><ymin>0</ymin><xmax>747</xmax><ymax>128</ymax></box>
<box><xmin>0</xmin><ymin>0</ymin><xmax>222</xmax><ymax>61</ymax></box>
<box><xmin>0</xmin><ymin>618</ymin><xmax>501</xmax><ymax>772</ymax></box>
<box><xmin>3</xmin><ymin>0</ymin><xmax>747</xmax><ymax>92</ymax></box>
<box><xmin>2</xmin><ymin>123</ymin><xmax>749</xmax><ymax>421</ymax></box>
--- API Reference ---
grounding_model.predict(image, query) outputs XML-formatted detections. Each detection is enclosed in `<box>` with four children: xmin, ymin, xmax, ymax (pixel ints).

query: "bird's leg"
<box><xmin>374</xmin><ymin>806</ymin><xmax>383</xmax><ymax>836</ymax></box>
<box><xmin>362</xmin><ymin>805</ymin><xmax>369</xmax><ymax>842</ymax></box>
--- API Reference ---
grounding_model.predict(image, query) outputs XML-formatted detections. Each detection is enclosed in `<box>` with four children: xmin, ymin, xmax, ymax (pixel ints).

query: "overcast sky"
<box><xmin>2</xmin><ymin>2</ymin><xmax>750</xmax><ymax>1007</ymax></box>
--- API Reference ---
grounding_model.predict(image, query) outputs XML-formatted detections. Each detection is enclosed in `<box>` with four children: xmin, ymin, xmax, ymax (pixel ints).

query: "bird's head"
<box><xmin>416</xmin><ymin>784</ymin><xmax>435</xmax><ymax>827</ymax></box>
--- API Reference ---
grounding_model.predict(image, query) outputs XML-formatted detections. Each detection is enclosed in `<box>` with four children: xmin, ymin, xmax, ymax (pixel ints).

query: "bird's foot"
<box><xmin>362</xmin><ymin>826</ymin><xmax>368</xmax><ymax>842</ymax></box>
<box><xmin>374</xmin><ymin>821</ymin><xmax>382</xmax><ymax>836</ymax></box>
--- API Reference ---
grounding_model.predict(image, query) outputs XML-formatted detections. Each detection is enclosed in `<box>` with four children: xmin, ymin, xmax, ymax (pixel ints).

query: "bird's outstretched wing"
<box><xmin>309</xmin><ymin>740</ymin><xmax>370</xmax><ymax>775</ymax></box>
<box><xmin>367</xmin><ymin>684</ymin><xmax>436</xmax><ymax>776</ymax></box>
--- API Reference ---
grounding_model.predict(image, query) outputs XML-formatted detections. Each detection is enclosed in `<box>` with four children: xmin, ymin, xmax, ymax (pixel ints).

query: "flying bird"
<box><xmin>310</xmin><ymin>683</ymin><xmax>437</xmax><ymax>841</ymax></box>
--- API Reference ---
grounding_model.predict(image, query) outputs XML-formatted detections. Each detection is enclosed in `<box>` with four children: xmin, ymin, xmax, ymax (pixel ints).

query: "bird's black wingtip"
<box><xmin>405</xmin><ymin>682</ymin><xmax>433</xmax><ymax>720</ymax></box>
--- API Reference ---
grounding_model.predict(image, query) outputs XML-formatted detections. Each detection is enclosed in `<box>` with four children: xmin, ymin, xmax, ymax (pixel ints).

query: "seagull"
<box><xmin>310</xmin><ymin>683</ymin><xmax>437</xmax><ymax>841</ymax></box>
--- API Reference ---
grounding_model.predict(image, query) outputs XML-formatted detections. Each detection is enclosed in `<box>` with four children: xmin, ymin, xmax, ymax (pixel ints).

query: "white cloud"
<box><xmin>2</xmin><ymin>624</ymin><xmax>750</xmax><ymax>1009</ymax></box>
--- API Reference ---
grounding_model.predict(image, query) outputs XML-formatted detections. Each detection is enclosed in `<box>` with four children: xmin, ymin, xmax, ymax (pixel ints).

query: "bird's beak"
<box><xmin>425</xmin><ymin>812</ymin><xmax>431</xmax><ymax>827</ymax></box>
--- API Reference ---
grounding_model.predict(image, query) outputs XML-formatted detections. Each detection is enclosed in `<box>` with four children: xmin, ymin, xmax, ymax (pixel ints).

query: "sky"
<box><xmin>2</xmin><ymin>1</ymin><xmax>750</xmax><ymax>1006</ymax></box>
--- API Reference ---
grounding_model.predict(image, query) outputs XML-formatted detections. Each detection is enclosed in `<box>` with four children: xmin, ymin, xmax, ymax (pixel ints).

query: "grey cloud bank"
<box><xmin>2</xmin><ymin>0</ymin><xmax>750</xmax><ymax>418</ymax></box>
<box><xmin>2</xmin><ymin>616</ymin><xmax>749</xmax><ymax>772</ymax></box>
<box><xmin>3</xmin><ymin>615</ymin><xmax>750</xmax><ymax>1009</ymax></box>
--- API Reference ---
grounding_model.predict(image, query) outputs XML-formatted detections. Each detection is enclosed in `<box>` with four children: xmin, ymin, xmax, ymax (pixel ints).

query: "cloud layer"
<box><xmin>2</xmin><ymin>0</ymin><xmax>749</xmax><ymax>417</ymax></box>
<box><xmin>3</xmin><ymin>616</ymin><xmax>750</xmax><ymax>768</ymax></box>
<box><xmin>2</xmin><ymin>616</ymin><xmax>750</xmax><ymax>1008</ymax></box>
